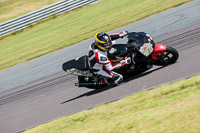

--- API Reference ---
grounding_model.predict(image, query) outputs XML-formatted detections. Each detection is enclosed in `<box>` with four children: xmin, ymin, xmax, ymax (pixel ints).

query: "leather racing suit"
<box><xmin>88</xmin><ymin>32</ymin><xmax>130</xmax><ymax>85</ymax></box>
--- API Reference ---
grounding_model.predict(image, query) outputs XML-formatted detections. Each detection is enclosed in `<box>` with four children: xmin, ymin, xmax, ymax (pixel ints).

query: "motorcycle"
<box><xmin>62</xmin><ymin>32</ymin><xmax>179</xmax><ymax>89</ymax></box>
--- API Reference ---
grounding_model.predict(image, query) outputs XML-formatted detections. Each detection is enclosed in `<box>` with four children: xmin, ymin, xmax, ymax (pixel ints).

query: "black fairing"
<box><xmin>107</xmin><ymin>44</ymin><xmax>128</xmax><ymax>60</ymax></box>
<box><xmin>127</xmin><ymin>32</ymin><xmax>155</xmax><ymax>49</ymax></box>
<box><xmin>62</xmin><ymin>55</ymin><xmax>89</xmax><ymax>71</ymax></box>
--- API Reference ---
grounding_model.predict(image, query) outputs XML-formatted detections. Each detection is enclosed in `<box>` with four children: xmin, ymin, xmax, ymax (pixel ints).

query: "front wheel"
<box><xmin>153</xmin><ymin>45</ymin><xmax>179</xmax><ymax>66</ymax></box>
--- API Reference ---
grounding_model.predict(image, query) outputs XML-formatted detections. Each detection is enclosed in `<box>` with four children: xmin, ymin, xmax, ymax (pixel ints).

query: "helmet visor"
<box><xmin>104</xmin><ymin>41</ymin><xmax>112</xmax><ymax>50</ymax></box>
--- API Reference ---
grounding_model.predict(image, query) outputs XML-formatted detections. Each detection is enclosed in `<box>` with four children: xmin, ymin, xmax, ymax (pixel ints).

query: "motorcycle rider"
<box><xmin>88</xmin><ymin>31</ymin><xmax>131</xmax><ymax>85</ymax></box>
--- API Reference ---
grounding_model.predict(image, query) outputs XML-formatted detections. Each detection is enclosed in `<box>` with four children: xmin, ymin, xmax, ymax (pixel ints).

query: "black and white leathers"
<box><xmin>88</xmin><ymin>33</ymin><xmax>127</xmax><ymax>85</ymax></box>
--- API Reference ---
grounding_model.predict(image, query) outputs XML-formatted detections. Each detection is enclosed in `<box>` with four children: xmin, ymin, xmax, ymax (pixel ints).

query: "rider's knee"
<box><xmin>107</xmin><ymin>73</ymin><xmax>123</xmax><ymax>85</ymax></box>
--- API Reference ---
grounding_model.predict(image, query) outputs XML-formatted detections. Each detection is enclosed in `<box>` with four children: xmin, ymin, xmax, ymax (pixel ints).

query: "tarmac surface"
<box><xmin>0</xmin><ymin>1</ymin><xmax>200</xmax><ymax>133</ymax></box>
<box><xmin>0</xmin><ymin>0</ymin><xmax>200</xmax><ymax>92</ymax></box>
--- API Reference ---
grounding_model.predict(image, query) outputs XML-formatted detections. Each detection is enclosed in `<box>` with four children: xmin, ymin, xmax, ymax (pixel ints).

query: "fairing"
<box><xmin>107</xmin><ymin>44</ymin><xmax>128</xmax><ymax>62</ymax></box>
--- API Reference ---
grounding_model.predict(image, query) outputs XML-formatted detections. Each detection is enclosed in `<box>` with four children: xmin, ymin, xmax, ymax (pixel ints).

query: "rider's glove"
<box><xmin>119</xmin><ymin>31</ymin><xmax>128</xmax><ymax>38</ymax></box>
<box><xmin>120</xmin><ymin>57</ymin><xmax>131</xmax><ymax>67</ymax></box>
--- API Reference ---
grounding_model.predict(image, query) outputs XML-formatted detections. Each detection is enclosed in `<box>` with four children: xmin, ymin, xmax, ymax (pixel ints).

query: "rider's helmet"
<box><xmin>94</xmin><ymin>32</ymin><xmax>112</xmax><ymax>51</ymax></box>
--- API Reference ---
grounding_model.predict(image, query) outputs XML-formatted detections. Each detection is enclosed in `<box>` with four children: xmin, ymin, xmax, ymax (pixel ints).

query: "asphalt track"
<box><xmin>1</xmin><ymin>1</ymin><xmax>200</xmax><ymax>133</ymax></box>
<box><xmin>1</xmin><ymin>0</ymin><xmax>200</xmax><ymax>92</ymax></box>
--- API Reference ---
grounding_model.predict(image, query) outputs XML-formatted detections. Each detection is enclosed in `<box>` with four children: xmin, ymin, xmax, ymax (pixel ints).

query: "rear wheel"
<box><xmin>153</xmin><ymin>45</ymin><xmax>179</xmax><ymax>66</ymax></box>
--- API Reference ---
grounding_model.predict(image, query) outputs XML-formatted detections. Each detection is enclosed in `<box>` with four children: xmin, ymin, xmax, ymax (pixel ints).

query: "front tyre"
<box><xmin>153</xmin><ymin>45</ymin><xmax>179</xmax><ymax>66</ymax></box>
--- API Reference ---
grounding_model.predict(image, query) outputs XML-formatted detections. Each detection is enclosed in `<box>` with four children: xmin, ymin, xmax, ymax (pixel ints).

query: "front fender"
<box><xmin>152</xmin><ymin>44</ymin><xmax>166</xmax><ymax>60</ymax></box>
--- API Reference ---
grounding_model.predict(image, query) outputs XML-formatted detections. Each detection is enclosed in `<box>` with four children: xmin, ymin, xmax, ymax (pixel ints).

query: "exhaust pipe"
<box><xmin>75</xmin><ymin>82</ymin><xmax>101</xmax><ymax>87</ymax></box>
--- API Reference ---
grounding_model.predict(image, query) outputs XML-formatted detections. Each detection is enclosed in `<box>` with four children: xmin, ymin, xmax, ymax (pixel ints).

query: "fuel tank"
<box><xmin>107</xmin><ymin>44</ymin><xmax>128</xmax><ymax>62</ymax></box>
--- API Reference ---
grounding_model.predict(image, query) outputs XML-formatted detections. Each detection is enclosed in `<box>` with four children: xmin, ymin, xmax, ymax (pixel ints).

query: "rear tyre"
<box><xmin>153</xmin><ymin>45</ymin><xmax>179</xmax><ymax>66</ymax></box>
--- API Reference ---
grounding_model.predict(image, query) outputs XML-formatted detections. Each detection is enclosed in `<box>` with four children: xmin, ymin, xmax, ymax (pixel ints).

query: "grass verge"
<box><xmin>0</xmin><ymin>0</ymin><xmax>192</xmax><ymax>70</ymax></box>
<box><xmin>23</xmin><ymin>75</ymin><xmax>200</xmax><ymax>133</ymax></box>
<box><xmin>0</xmin><ymin>0</ymin><xmax>61</xmax><ymax>23</ymax></box>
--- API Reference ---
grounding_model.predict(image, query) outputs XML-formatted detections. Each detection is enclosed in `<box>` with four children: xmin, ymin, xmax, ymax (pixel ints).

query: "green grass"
<box><xmin>23</xmin><ymin>75</ymin><xmax>200</xmax><ymax>133</ymax></box>
<box><xmin>0</xmin><ymin>0</ymin><xmax>61</xmax><ymax>23</ymax></box>
<box><xmin>0</xmin><ymin>0</ymin><xmax>192</xmax><ymax>70</ymax></box>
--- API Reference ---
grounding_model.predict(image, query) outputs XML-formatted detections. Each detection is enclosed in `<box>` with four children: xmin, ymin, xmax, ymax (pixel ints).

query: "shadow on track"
<box><xmin>61</xmin><ymin>85</ymin><xmax>113</xmax><ymax>104</ymax></box>
<box><xmin>61</xmin><ymin>66</ymin><xmax>165</xmax><ymax>104</ymax></box>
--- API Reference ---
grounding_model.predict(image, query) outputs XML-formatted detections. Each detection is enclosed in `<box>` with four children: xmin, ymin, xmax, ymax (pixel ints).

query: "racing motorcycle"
<box><xmin>62</xmin><ymin>32</ymin><xmax>179</xmax><ymax>89</ymax></box>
